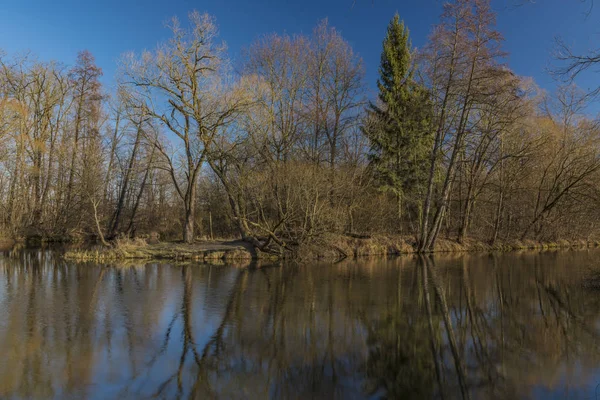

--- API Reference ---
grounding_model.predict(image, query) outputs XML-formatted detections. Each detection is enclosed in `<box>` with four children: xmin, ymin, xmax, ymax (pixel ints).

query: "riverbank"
<box><xmin>61</xmin><ymin>235</ymin><xmax>600</xmax><ymax>263</ymax></box>
<box><xmin>297</xmin><ymin>234</ymin><xmax>600</xmax><ymax>260</ymax></box>
<box><xmin>63</xmin><ymin>238</ymin><xmax>258</xmax><ymax>262</ymax></box>
<box><xmin>0</xmin><ymin>238</ymin><xmax>16</xmax><ymax>252</ymax></box>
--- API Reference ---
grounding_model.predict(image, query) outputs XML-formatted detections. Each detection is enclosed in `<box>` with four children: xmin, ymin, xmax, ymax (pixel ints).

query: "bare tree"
<box><xmin>119</xmin><ymin>11</ymin><xmax>248</xmax><ymax>243</ymax></box>
<box><xmin>555</xmin><ymin>37</ymin><xmax>600</xmax><ymax>97</ymax></box>
<box><xmin>418</xmin><ymin>0</ymin><xmax>506</xmax><ymax>251</ymax></box>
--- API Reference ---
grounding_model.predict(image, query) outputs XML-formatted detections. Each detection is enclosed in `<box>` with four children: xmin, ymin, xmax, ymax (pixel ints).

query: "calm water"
<box><xmin>1</xmin><ymin>248</ymin><xmax>600</xmax><ymax>399</ymax></box>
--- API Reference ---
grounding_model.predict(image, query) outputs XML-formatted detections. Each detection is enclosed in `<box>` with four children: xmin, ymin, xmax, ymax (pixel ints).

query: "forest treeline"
<box><xmin>1</xmin><ymin>0</ymin><xmax>599</xmax><ymax>254</ymax></box>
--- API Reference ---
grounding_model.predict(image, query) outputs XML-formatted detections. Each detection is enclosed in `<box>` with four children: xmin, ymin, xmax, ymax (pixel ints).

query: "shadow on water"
<box><xmin>1</xmin><ymin>248</ymin><xmax>600</xmax><ymax>399</ymax></box>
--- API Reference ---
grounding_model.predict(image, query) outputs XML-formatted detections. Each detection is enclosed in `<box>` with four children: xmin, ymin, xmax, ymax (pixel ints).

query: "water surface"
<box><xmin>1</xmin><ymin>248</ymin><xmax>600</xmax><ymax>399</ymax></box>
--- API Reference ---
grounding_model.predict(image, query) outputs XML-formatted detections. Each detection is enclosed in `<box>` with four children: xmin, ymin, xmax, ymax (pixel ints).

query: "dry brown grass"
<box><xmin>64</xmin><ymin>239</ymin><xmax>255</xmax><ymax>263</ymax></box>
<box><xmin>62</xmin><ymin>234</ymin><xmax>600</xmax><ymax>264</ymax></box>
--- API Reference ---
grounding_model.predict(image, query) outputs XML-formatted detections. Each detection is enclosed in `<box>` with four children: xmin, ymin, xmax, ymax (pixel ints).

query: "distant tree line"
<box><xmin>1</xmin><ymin>0</ymin><xmax>599</xmax><ymax>253</ymax></box>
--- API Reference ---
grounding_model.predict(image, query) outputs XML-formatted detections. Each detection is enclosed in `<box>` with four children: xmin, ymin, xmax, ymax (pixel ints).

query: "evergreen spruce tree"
<box><xmin>363</xmin><ymin>14</ymin><xmax>432</xmax><ymax>229</ymax></box>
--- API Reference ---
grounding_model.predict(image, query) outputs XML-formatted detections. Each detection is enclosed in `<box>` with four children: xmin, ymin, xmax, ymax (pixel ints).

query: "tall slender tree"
<box><xmin>363</xmin><ymin>14</ymin><xmax>432</xmax><ymax>232</ymax></box>
<box><xmin>64</xmin><ymin>51</ymin><xmax>103</xmax><ymax>220</ymax></box>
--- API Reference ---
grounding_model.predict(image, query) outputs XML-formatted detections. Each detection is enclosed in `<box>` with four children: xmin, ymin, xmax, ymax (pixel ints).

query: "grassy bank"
<box><xmin>299</xmin><ymin>234</ymin><xmax>600</xmax><ymax>260</ymax></box>
<box><xmin>0</xmin><ymin>238</ymin><xmax>16</xmax><ymax>252</ymax></box>
<box><xmin>63</xmin><ymin>238</ymin><xmax>257</xmax><ymax>263</ymax></box>
<box><xmin>61</xmin><ymin>235</ymin><xmax>600</xmax><ymax>263</ymax></box>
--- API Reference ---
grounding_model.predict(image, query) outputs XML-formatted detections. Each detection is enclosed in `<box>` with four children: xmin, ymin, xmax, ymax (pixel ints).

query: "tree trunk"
<box><xmin>183</xmin><ymin>207</ymin><xmax>195</xmax><ymax>244</ymax></box>
<box><xmin>91</xmin><ymin>198</ymin><xmax>109</xmax><ymax>247</ymax></box>
<box><xmin>126</xmin><ymin>144</ymin><xmax>156</xmax><ymax>236</ymax></box>
<box><xmin>66</xmin><ymin>99</ymin><xmax>83</xmax><ymax>210</ymax></box>
<box><xmin>457</xmin><ymin>180</ymin><xmax>475</xmax><ymax>243</ymax></box>
<box><xmin>491</xmin><ymin>189</ymin><xmax>503</xmax><ymax>245</ymax></box>
<box><xmin>397</xmin><ymin>192</ymin><xmax>403</xmax><ymax>234</ymax></box>
<box><xmin>103</xmin><ymin>111</ymin><xmax>121</xmax><ymax>201</ymax></box>
<box><xmin>109</xmin><ymin>121</ymin><xmax>142</xmax><ymax>237</ymax></box>
<box><xmin>183</xmin><ymin>182</ymin><xmax>197</xmax><ymax>244</ymax></box>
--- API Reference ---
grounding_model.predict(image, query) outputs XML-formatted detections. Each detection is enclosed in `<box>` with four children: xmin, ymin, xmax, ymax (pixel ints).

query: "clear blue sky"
<box><xmin>1</xmin><ymin>0</ymin><xmax>599</xmax><ymax>101</ymax></box>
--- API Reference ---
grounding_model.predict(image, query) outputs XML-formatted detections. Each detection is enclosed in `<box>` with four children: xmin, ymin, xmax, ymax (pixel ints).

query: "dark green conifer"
<box><xmin>363</xmin><ymin>14</ymin><xmax>432</xmax><ymax>225</ymax></box>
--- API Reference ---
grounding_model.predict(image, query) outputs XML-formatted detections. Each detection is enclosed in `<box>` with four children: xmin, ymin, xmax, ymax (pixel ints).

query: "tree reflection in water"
<box><xmin>1</xmin><ymin>249</ymin><xmax>600</xmax><ymax>399</ymax></box>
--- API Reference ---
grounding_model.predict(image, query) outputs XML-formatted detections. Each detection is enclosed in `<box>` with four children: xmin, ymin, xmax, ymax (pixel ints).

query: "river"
<box><xmin>1</xmin><ymin>247</ymin><xmax>600</xmax><ymax>399</ymax></box>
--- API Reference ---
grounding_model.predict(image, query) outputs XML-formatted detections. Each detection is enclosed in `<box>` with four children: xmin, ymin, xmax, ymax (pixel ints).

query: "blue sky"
<box><xmin>1</xmin><ymin>0</ymin><xmax>599</xmax><ymax>101</ymax></box>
